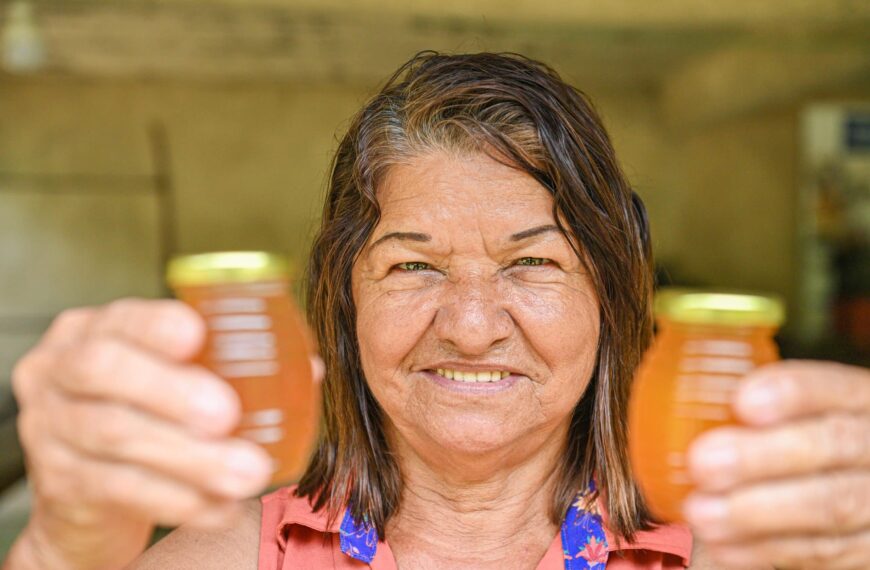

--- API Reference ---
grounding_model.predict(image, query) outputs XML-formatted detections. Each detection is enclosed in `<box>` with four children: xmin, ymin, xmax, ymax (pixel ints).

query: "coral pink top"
<box><xmin>259</xmin><ymin>485</ymin><xmax>692</xmax><ymax>569</ymax></box>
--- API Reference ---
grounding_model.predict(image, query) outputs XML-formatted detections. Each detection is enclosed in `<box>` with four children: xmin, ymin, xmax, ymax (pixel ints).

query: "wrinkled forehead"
<box><xmin>372</xmin><ymin>151</ymin><xmax>557</xmax><ymax>232</ymax></box>
<box><xmin>351</xmin><ymin>150</ymin><xmax>594</xmax><ymax>283</ymax></box>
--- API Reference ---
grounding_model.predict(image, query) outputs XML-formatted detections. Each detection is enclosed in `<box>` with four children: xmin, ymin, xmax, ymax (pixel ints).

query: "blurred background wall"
<box><xmin>1</xmin><ymin>0</ymin><xmax>869</xmax><ymax>554</ymax></box>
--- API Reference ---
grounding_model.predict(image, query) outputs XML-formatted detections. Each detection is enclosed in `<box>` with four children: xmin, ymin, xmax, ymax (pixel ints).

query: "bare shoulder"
<box><xmin>128</xmin><ymin>499</ymin><xmax>262</xmax><ymax>570</ymax></box>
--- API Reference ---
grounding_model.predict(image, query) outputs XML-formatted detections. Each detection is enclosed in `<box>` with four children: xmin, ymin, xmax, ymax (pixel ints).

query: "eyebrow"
<box><xmin>509</xmin><ymin>224</ymin><xmax>560</xmax><ymax>241</ymax></box>
<box><xmin>369</xmin><ymin>224</ymin><xmax>560</xmax><ymax>251</ymax></box>
<box><xmin>369</xmin><ymin>231</ymin><xmax>431</xmax><ymax>250</ymax></box>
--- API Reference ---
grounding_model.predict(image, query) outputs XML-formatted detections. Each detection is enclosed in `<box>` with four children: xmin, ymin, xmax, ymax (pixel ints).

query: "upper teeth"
<box><xmin>436</xmin><ymin>369</ymin><xmax>510</xmax><ymax>382</ymax></box>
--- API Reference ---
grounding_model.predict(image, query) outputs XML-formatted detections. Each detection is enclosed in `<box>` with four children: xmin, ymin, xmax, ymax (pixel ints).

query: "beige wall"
<box><xmin>580</xmin><ymin>86</ymin><xmax>800</xmax><ymax>312</ymax></box>
<box><xmin>663</xmin><ymin>109</ymin><xmax>799</xmax><ymax>303</ymax></box>
<box><xmin>0</xmin><ymin>76</ymin><xmax>370</xmax><ymax>395</ymax></box>
<box><xmin>0</xmin><ymin>74</ymin><xmax>820</xmax><ymax>389</ymax></box>
<box><xmin>0</xmin><ymin>76</ymin><xmax>371</xmax><ymax>259</ymax></box>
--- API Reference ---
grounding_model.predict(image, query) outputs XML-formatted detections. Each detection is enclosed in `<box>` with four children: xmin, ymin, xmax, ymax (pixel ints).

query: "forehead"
<box><xmin>376</xmin><ymin>151</ymin><xmax>555</xmax><ymax>225</ymax></box>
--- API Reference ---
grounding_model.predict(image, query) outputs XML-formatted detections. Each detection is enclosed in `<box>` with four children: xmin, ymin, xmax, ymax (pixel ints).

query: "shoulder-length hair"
<box><xmin>297</xmin><ymin>51</ymin><xmax>655</xmax><ymax>539</ymax></box>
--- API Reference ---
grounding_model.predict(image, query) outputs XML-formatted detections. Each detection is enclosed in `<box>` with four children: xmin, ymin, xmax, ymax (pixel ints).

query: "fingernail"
<box><xmin>738</xmin><ymin>380</ymin><xmax>783</xmax><ymax>422</ymax></box>
<box><xmin>192</xmin><ymin>387</ymin><xmax>232</xmax><ymax>421</ymax></box>
<box><xmin>684</xmin><ymin>496</ymin><xmax>729</xmax><ymax>539</ymax></box>
<box><xmin>691</xmin><ymin>434</ymin><xmax>738</xmax><ymax>484</ymax></box>
<box><xmin>173</xmin><ymin>313</ymin><xmax>202</xmax><ymax>342</ymax></box>
<box><xmin>216</xmin><ymin>448</ymin><xmax>271</xmax><ymax>496</ymax></box>
<box><xmin>310</xmin><ymin>356</ymin><xmax>325</xmax><ymax>384</ymax></box>
<box><xmin>225</xmin><ymin>447</ymin><xmax>271</xmax><ymax>479</ymax></box>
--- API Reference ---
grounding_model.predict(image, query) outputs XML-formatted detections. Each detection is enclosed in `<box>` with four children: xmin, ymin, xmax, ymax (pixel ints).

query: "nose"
<box><xmin>432</xmin><ymin>273</ymin><xmax>513</xmax><ymax>355</ymax></box>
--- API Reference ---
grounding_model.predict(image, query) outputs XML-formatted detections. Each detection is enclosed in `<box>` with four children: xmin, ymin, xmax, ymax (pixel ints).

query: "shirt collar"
<box><xmin>339</xmin><ymin>480</ymin><xmax>609</xmax><ymax>569</ymax></box>
<box><xmin>339</xmin><ymin>506</ymin><xmax>380</xmax><ymax>563</ymax></box>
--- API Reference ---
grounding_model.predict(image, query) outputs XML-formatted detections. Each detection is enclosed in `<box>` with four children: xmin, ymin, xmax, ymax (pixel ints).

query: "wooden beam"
<box><xmin>34</xmin><ymin>2</ymin><xmax>723</xmax><ymax>86</ymax></box>
<box><xmin>65</xmin><ymin>0</ymin><xmax>870</xmax><ymax>28</ymax></box>
<box><xmin>20</xmin><ymin>1</ymin><xmax>870</xmax><ymax>89</ymax></box>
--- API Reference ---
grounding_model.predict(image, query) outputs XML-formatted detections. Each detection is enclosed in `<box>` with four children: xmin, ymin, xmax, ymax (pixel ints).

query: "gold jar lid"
<box><xmin>655</xmin><ymin>288</ymin><xmax>785</xmax><ymax>327</ymax></box>
<box><xmin>167</xmin><ymin>251</ymin><xmax>292</xmax><ymax>287</ymax></box>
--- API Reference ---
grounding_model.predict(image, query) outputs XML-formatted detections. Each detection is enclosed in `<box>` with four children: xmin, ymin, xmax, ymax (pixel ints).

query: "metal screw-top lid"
<box><xmin>655</xmin><ymin>288</ymin><xmax>785</xmax><ymax>327</ymax></box>
<box><xmin>166</xmin><ymin>251</ymin><xmax>292</xmax><ymax>287</ymax></box>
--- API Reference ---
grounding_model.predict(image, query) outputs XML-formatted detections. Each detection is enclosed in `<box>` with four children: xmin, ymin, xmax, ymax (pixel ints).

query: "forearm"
<box><xmin>4</xmin><ymin>525</ymin><xmax>81</xmax><ymax>570</ymax></box>
<box><xmin>3</xmin><ymin>516</ymin><xmax>152</xmax><ymax>570</ymax></box>
<box><xmin>3</xmin><ymin>530</ymin><xmax>48</xmax><ymax>570</ymax></box>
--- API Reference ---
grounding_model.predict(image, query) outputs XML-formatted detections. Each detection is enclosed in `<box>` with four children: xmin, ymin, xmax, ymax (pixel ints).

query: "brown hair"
<box><xmin>298</xmin><ymin>51</ymin><xmax>655</xmax><ymax>539</ymax></box>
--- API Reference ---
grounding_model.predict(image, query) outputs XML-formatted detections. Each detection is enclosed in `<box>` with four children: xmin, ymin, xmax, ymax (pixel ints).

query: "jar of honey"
<box><xmin>167</xmin><ymin>251</ymin><xmax>319</xmax><ymax>485</ymax></box>
<box><xmin>628</xmin><ymin>289</ymin><xmax>784</xmax><ymax>522</ymax></box>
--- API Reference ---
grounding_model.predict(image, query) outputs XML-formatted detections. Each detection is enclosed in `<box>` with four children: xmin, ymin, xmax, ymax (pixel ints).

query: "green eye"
<box><xmin>396</xmin><ymin>261</ymin><xmax>431</xmax><ymax>271</ymax></box>
<box><xmin>515</xmin><ymin>257</ymin><xmax>548</xmax><ymax>266</ymax></box>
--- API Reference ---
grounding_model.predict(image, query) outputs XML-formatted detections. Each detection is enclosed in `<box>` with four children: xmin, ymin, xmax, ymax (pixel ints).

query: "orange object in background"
<box><xmin>628</xmin><ymin>290</ymin><xmax>784</xmax><ymax>522</ymax></box>
<box><xmin>167</xmin><ymin>252</ymin><xmax>319</xmax><ymax>485</ymax></box>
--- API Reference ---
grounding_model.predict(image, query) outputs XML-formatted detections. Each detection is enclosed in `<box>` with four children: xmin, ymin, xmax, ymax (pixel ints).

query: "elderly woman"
<box><xmin>5</xmin><ymin>53</ymin><xmax>870</xmax><ymax>570</ymax></box>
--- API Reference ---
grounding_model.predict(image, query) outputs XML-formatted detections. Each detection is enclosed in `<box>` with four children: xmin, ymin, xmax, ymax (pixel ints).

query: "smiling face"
<box><xmin>351</xmin><ymin>150</ymin><xmax>600</xmax><ymax>467</ymax></box>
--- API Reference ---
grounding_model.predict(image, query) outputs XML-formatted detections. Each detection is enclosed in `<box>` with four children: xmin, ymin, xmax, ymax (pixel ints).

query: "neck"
<box><xmin>384</xmin><ymin>424</ymin><xmax>568</xmax><ymax>569</ymax></box>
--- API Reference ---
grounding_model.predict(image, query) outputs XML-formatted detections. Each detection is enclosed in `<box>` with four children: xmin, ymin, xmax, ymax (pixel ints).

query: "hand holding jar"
<box><xmin>630</xmin><ymin>290</ymin><xmax>870</xmax><ymax>569</ymax></box>
<box><xmin>6</xmin><ymin>252</ymin><xmax>321</xmax><ymax>570</ymax></box>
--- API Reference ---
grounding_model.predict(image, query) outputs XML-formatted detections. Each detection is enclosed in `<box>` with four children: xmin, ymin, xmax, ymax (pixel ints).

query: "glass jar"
<box><xmin>167</xmin><ymin>251</ymin><xmax>319</xmax><ymax>485</ymax></box>
<box><xmin>628</xmin><ymin>289</ymin><xmax>784</xmax><ymax>522</ymax></box>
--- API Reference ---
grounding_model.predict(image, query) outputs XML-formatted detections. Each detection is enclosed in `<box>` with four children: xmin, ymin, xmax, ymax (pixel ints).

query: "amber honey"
<box><xmin>167</xmin><ymin>252</ymin><xmax>319</xmax><ymax>485</ymax></box>
<box><xmin>628</xmin><ymin>290</ymin><xmax>784</xmax><ymax>522</ymax></box>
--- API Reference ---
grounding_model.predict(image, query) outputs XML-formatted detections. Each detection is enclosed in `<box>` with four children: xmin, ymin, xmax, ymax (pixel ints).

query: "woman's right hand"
<box><xmin>6</xmin><ymin>299</ymin><xmax>274</xmax><ymax>570</ymax></box>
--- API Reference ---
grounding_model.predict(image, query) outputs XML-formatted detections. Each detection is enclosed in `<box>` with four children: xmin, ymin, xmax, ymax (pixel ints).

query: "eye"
<box><xmin>395</xmin><ymin>261</ymin><xmax>432</xmax><ymax>272</ymax></box>
<box><xmin>514</xmin><ymin>257</ymin><xmax>549</xmax><ymax>267</ymax></box>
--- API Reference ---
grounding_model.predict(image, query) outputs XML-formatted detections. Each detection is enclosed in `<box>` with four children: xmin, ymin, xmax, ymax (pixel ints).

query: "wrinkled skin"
<box><xmin>352</xmin><ymin>151</ymin><xmax>599</xmax><ymax>470</ymax></box>
<box><xmin>351</xmin><ymin>150</ymin><xmax>600</xmax><ymax>568</ymax></box>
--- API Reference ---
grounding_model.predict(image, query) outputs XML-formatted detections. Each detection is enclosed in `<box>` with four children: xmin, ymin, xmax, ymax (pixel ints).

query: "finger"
<box><xmin>49</xmin><ymin>396</ymin><xmax>272</xmax><ymax>499</ymax></box>
<box><xmin>704</xmin><ymin>530</ymin><xmax>870</xmax><ymax>570</ymax></box>
<box><xmin>11</xmin><ymin>347</ymin><xmax>50</xmax><ymax>405</ymax></box>
<box><xmin>54</xmin><ymin>338</ymin><xmax>240</xmax><ymax>435</ymax></box>
<box><xmin>87</xmin><ymin>298</ymin><xmax>206</xmax><ymax>362</ymax></box>
<box><xmin>311</xmin><ymin>355</ymin><xmax>325</xmax><ymax>384</ymax></box>
<box><xmin>688</xmin><ymin>415</ymin><xmax>870</xmax><ymax>491</ymax></box>
<box><xmin>41</xmin><ymin>307</ymin><xmax>97</xmax><ymax>347</ymax></box>
<box><xmin>735</xmin><ymin>360</ymin><xmax>870</xmax><ymax>425</ymax></box>
<box><xmin>12</xmin><ymin>309</ymin><xmax>96</xmax><ymax>403</ymax></box>
<box><xmin>31</xmin><ymin>445</ymin><xmax>245</xmax><ymax>528</ymax></box>
<box><xmin>684</xmin><ymin>471</ymin><xmax>870</xmax><ymax>542</ymax></box>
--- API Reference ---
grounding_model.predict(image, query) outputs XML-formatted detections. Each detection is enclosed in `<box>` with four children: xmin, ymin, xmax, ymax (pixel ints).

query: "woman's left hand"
<box><xmin>685</xmin><ymin>360</ymin><xmax>870</xmax><ymax>569</ymax></box>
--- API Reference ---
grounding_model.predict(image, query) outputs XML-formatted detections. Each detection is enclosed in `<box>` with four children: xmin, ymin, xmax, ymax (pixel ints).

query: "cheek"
<box><xmin>355</xmin><ymin>285</ymin><xmax>438</xmax><ymax>385</ymax></box>
<box><xmin>510</xmin><ymin>281</ymin><xmax>600</xmax><ymax>384</ymax></box>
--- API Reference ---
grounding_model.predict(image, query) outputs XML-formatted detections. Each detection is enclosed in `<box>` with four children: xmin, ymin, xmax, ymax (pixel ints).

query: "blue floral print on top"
<box><xmin>338</xmin><ymin>507</ymin><xmax>378</xmax><ymax>563</ymax></box>
<box><xmin>339</xmin><ymin>481</ymin><xmax>609</xmax><ymax>568</ymax></box>
<box><xmin>562</xmin><ymin>480</ymin><xmax>609</xmax><ymax>569</ymax></box>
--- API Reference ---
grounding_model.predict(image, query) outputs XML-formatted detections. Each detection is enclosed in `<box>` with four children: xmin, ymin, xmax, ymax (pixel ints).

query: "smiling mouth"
<box><xmin>431</xmin><ymin>368</ymin><xmax>511</xmax><ymax>383</ymax></box>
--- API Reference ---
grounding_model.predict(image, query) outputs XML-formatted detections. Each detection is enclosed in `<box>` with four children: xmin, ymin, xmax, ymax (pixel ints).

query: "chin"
<box><xmin>421</xmin><ymin>411</ymin><xmax>527</xmax><ymax>456</ymax></box>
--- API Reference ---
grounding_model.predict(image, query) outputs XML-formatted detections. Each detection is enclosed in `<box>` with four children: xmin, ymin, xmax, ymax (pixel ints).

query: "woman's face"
<box><xmin>351</xmin><ymin>151</ymin><xmax>600</xmax><ymax>464</ymax></box>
